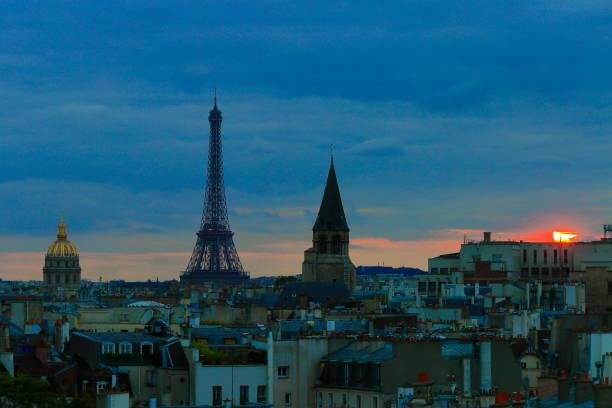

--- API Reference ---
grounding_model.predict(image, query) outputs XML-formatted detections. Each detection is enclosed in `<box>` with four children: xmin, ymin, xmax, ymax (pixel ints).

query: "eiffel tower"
<box><xmin>181</xmin><ymin>95</ymin><xmax>249</xmax><ymax>285</ymax></box>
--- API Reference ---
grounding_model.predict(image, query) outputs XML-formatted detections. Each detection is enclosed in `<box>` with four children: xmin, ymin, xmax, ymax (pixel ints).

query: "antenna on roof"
<box><xmin>214</xmin><ymin>87</ymin><xmax>217</xmax><ymax>107</ymax></box>
<box><xmin>330</xmin><ymin>144</ymin><xmax>334</xmax><ymax>164</ymax></box>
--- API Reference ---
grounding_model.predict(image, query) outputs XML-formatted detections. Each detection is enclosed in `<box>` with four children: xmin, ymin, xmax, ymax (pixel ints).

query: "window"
<box><xmin>284</xmin><ymin>392</ymin><xmax>292</xmax><ymax>407</ymax></box>
<box><xmin>440</xmin><ymin>267</ymin><xmax>449</xmax><ymax>274</ymax></box>
<box><xmin>356</xmin><ymin>395</ymin><xmax>362</xmax><ymax>408</ymax></box>
<box><xmin>531</xmin><ymin>268</ymin><xmax>539</xmax><ymax>276</ymax></box>
<box><xmin>96</xmin><ymin>381</ymin><xmax>108</xmax><ymax>394</ymax></box>
<box><xmin>317</xmin><ymin>392</ymin><xmax>323</xmax><ymax>408</ymax></box>
<box><xmin>328</xmin><ymin>393</ymin><xmax>333</xmax><ymax>408</ymax></box>
<box><xmin>118</xmin><ymin>342</ymin><xmax>132</xmax><ymax>355</ymax></box>
<box><xmin>554</xmin><ymin>249</ymin><xmax>558</xmax><ymax>265</ymax></box>
<box><xmin>374</xmin><ymin>364</ymin><xmax>381</xmax><ymax>385</ymax></box>
<box><xmin>543</xmin><ymin>250</ymin><xmax>548</xmax><ymax>265</ymax></box>
<box><xmin>119</xmin><ymin>313</ymin><xmax>129</xmax><ymax>322</ymax></box>
<box><xmin>332</xmin><ymin>235</ymin><xmax>341</xmax><ymax>254</ymax></box>
<box><xmin>102</xmin><ymin>343</ymin><xmax>115</xmax><ymax>355</ymax></box>
<box><xmin>141</xmin><ymin>342</ymin><xmax>153</xmax><ymax>356</ymax></box>
<box><xmin>533</xmin><ymin>250</ymin><xmax>537</xmax><ymax>264</ymax></box>
<box><xmin>65</xmin><ymin>275</ymin><xmax>70</xmax><ymax>284</ymax></box>
<box><xmin>212</xmin><ymin>386</ymin><xmax>222</xmax><ymax>406</ymax></box>
<box><xmin>430</xmin><ymin>267</ymin><xmax>438</xmax><ymax>274</ymax></box>
<box><xmin>277</xmin><ymin>365</ymin><xmax>289</xmax><ymax>378</ymax></box>
<box><xmin>541</xmin><ymin>268</ymin><xmax>549</xmax><ymax>276</ymax></box>
<box><xmin>608</xmin><ymin>281</ymin><xmax>612</xmax><ymax>295</ymax></box>
<box><xmin>240</xmin><ymin>385</ymin><xmax>249</xmax><ymax>405</ymax></box>
<box><xmin>342</xmin><ymin>394</ymin><xmax>347</xmax><ymax>406</ymax></box>
<box><xmin>523</xmin><ymin>249</ymin><xmax>527</xmax><ymax>264</ymax></box>
<box><xmin>146</xmin><ymin>370</ymin><xmax>156</xmax><ymax>386</ymax></box>
<box><xmin>564</xmin><ymin>249</ymin><xmax>568</xmax><ymax>265</ymax></box>
<box><xmin>418</xmin><ymin>281</ymin><xmax>427</xmax><ymax>293</ymax></box>
<box><xmin>318</xmin><ymin>235</ymin><xmax>327</xmax><ymax>254</ymax></box>
<box><xmin>257</xmin><ymin>386</ymin><xmax>266</xmax><ymax>403</ymax></box>
<box><xmin>344</xmin><ymin>362</ymin><xmax>350</xmax><ymax>384</ymax></box>
<box><xmin>373</xmin><ymin>396</ymin><xmax>379</xmax><ymax>408</ymax></box>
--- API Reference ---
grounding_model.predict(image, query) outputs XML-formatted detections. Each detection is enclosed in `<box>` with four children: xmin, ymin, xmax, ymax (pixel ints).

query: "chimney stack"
<box><xmin>480</xmin><ymin>341</ymin><xmax>492</xmax><ymax>392</ymax></box>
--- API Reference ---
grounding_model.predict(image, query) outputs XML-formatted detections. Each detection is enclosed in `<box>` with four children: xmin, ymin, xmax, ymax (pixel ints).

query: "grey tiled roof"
<box><xmin>322</xmin><ymin>342</ymin><xmax>394</xmax><ymax>363</ymax></box>
<box><xmin>72</xmin><ymin>331</ymin><xmax>176</xmax><ymax>345</ymax></box>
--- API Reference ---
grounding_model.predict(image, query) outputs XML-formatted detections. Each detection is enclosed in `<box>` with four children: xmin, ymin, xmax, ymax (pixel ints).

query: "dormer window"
<box><xmin>102</xmin><ymin>343</ymin><xmax>115</xmax><ymax>355</ymax></box>
<box><xmin>119</xmin><ymin>342</ymin><xmax>132</xmax><ymax>355</ymax></box>
<box><xmin>141</xmin><ymin>342</ymin><xmax>154</xmax><ymax>356</ymax></box>
<box><xmin>96</xmin><ymin>381</ymin><xmax>108</xmax><ymax>394</ymax></box>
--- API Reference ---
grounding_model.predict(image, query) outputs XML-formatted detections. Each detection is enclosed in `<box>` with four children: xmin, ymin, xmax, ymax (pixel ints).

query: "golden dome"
<box><xmin>47</xmin><ymin>216</ymin><xmax>78</xmax><ymax>257</ymax></box>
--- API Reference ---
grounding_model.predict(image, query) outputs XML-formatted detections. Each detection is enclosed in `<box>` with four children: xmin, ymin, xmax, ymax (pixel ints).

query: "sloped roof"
<box><xmin>277</xmin><ymin>282</ymin><xmax>350</xmax><ymax>308</ymax></box>
<box><xmin>322</xmin><ymin>342</ymin><xmax>394</xmax><ymax>363</ymax></box>
<box><xmin>313</xmin><ymin>162</ymin><xmax>349</xmax><ymax>232</ymax></box>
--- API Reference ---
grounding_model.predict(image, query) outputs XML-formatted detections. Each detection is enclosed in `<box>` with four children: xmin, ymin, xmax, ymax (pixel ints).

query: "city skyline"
<box><xmin>2</xmin><ymin>1</ymin><xmax>612</xmax><ymax>281</ymax></box>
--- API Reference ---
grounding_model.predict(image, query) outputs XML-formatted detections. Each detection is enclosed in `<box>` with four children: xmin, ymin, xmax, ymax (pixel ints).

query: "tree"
<box><xmin>0</xmin><ymin>373</ymin><xmax>64</xmax><ymax>408</ymax></box>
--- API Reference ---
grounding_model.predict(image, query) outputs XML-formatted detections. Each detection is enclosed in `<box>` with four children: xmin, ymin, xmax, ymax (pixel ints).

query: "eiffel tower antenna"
<box><xmin>181</xmin><ymin>94</ymin><xmax>249</xmax><ymax>285</ymax></box>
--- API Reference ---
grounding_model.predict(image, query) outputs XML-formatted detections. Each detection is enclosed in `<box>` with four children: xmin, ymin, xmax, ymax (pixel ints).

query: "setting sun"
<box><xmin>553</xmin><ymin>231</ymin><xmax>577</xmax><ymax>243</ymax></box>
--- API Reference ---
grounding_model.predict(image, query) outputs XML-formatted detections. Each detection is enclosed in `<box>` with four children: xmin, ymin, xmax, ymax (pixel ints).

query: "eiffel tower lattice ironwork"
<box><xmin>181</xmin><ymin>95</ymin><xmax>249</xmax><ymax>284</ymax></box>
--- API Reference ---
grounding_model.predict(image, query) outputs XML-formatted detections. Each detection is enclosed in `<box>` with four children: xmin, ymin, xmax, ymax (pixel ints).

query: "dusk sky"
<box><xmin>1</xmin><ymin>1</ymin><xmax>612</xmax><ymax>281</ymax></box>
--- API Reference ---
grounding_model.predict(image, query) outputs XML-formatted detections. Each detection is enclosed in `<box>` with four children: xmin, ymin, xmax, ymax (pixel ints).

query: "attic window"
<box><xmin>101</xmin><ymin>343</ymin><xmax>115</xmax><ymax>355</ymax></box>
<box><xmin>141</xmin><ymin>342</ymin><xmax>154</xmax><ymax>356</ymax></box>
<box><xmin>96</xmin><ymin>381</ymin><xmax>108</xmax><ymax>394</ymax></box>
<box><xmin>119</xmin><ymin>342</ymin><xmax>132</xmax><ymax>355</ymax></box>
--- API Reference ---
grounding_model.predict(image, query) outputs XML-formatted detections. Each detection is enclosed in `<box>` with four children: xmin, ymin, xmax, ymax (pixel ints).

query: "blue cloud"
<box><xmin>0</xmin><ymin>0</ymin><xmax>611</xmax><ymax>259</ymax></box>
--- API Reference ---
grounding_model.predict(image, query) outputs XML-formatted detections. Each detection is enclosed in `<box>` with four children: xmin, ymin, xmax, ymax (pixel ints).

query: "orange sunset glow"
<box><xmin>553</xmin><ymin>231</ymin><xmax>577</xmax><ymax>243</ymax></box>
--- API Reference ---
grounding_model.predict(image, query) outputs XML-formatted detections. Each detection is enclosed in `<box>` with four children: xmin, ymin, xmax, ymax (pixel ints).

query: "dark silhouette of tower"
<box><xmin>181</xmin><ymin>96</ymin><xmax>249</xmax><ymax>285</ymax></box>
<box><xmin>302</xmin><ymin>156</ymin><xmax>356</xmax><ymax>291</ymax></box>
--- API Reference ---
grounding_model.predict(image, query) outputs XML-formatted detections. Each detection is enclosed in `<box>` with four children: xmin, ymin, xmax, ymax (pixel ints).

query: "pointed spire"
<box><xmin>209</xmin><ymin>88</ymin><xmax>222</xmax><ymax>121</ymax></box>
<box><xmin>57</xmin><ymin>215</ymin><xmax>67</xmax><ymax>240</ymax></box>
<box><xmin>313</xmin><ymin>157</ymin><xmax>349</xmax><ymax>232</ymax></box>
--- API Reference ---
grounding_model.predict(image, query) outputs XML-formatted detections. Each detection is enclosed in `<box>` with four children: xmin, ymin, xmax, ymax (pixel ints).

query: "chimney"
<box><xmin>463</xmin><ymin>358</ymin><xmax>472</xmax><ymax>397</ymax></box>
<box><xmin>54</xmin><ymin>320</ymin><xmax>63</xmax><ymax>353</ymax></box>
<box><xmin>480</xmin><ymin>341</ymin><xmax>492</xmax><ymax>393</ymax></box>
<box><xmin>484</xmin><ymin>232</ymin><xmax>492</xmax><ymax>243</ymax></box>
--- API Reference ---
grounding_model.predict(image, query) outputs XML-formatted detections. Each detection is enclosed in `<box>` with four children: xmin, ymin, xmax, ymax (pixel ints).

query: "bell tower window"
<box><xmin>332</xmin><ymin>235</ymin><xmax>342</xmax><ymax>254</ymax></box>
<box><xmin>318</xmin><ymin>235</ymin><xmax>327</xmax><ymax>254</ymax></box>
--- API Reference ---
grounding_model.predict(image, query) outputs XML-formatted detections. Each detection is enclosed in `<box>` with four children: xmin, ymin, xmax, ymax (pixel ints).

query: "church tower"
<box><xmin>43</xmin><ymin>216</ymin><xmax>81</xmax><ymax>292</ymax></box>
<box><xmin>302</xmin><ymin>158</ymin><xmax>356</xmax><ymax>291</ymax></box>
